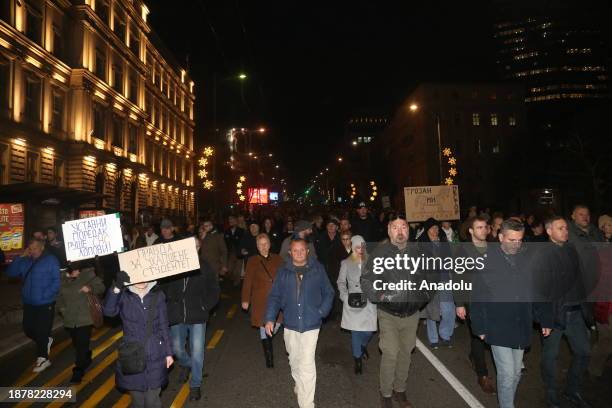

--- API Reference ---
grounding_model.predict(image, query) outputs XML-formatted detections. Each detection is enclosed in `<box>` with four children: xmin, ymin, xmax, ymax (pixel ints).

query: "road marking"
<box><xmin>206</xmin><ymin>329</ymin><xmax>224</xmax><ymax>349</ymax></box>
<box><xmin>14</xmin><ymin>331</ymin><xmax>122</xmax><ymax>408</ymax></box>
<box><xmin>112</xmin><ymin>394</ymin><xmax>131</xmax><ymax>407</ymax></box>
<box><xmin>415</xmin><ymin>339</ymin><xmax>486</xmax><ymax>408</ymax></box>
<box><xmin>226</xmin><ymin>304</ymin><xmax>238</xmax><ymax>319</ymax></box>
<box><xmin>169</xmin><ymin>379</ymin><xmax>191</xmax><ymax>408</ymax></box>
<box><xmin>91</xmin><ymin>326</ymin><xmax>111</xmax><ymax>341</ymax></box>
<box><xmin>45</xmin><ymin>351</ymin><xmax>118</xmax><ymax>408</ymax></box>
<box><xmin>78</xmin><ymin>374</ymin><xmax>116</xmax><ymax>408</ymax></box>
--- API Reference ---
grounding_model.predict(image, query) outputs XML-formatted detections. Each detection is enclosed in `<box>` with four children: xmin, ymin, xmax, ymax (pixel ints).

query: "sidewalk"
<box><xmin>0</xmin><ymin>277</ymin><xmax>63</xmax><ymax>359</ymax></box>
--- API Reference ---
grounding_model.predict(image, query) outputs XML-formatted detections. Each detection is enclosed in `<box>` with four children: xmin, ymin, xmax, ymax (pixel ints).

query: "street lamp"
<box><xmin>410</xmin><ymin>102</ymin><xmax>443</xmax><ymax>184</ymax></box>
<box><xmin>238</xmin><ymin>73</ymin><xmax>247</xmax><ymax>80</ymax></box>
<box><xmin>337</xmin><ymin>157</ymin><xmax>343</xmax><ymax>162</ymax></box>
<box><xmin>409</xmin><ymin>103</ymin><xmax>419</xmax><ymax>112</ymax></box>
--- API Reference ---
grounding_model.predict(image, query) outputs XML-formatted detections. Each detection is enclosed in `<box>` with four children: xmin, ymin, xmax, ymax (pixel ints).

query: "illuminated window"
<box><xmin>509</xmin><ymin>115</ymin><xmax>516</xmax><ymax>126</ymax></box>
<box><xmin>472</xmin><ymin>113</ymin><xmax>480</xmax><ymax>126</ymax></box>
<box><xmin>490</xmin><ymin>113</ymin><xmax>498</xmax><ymax>126</ymax></box>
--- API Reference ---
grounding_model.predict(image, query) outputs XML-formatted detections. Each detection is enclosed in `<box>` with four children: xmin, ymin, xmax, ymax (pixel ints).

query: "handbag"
<box><xmin>348</xmin><ymin>292</ymin><xmax>367</xmax><ymax>308</ymax></box>
<box><xmin>86</xmin><ymin>292</ymin><xmax>104</xmax><ymax>328</ymax></box>
<box><xmin>118</xmin><ymin>291</ymin><xmax>159</xmax><ymax>375</ymax></box>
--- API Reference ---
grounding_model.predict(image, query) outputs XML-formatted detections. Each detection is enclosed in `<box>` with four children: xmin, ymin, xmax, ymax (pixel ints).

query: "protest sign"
<box><xmin>62</xmin><ymin>213</ymin><xmax>124</xmax><ymax>261</ymax></box>
<box><xmin>118</xmin><ymin>237</ymin><xmax>200</xmax><ymax>284</ymax></box>
<box><xmin>404</xmin><ymin>185</ymin><xmax>460</xmax><ymax>222</ymax></box>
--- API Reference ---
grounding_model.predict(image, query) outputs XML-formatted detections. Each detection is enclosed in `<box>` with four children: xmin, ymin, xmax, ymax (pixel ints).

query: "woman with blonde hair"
<box><xmin>337</xmin><ymin>235</ymin><xmax>377</xmax><ymax>374</ymax></box>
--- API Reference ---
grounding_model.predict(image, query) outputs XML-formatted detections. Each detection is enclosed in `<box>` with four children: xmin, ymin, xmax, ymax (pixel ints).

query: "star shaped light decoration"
<box><xmin>239</xmin><ymin>176</ymin><xmax>246</xmax><ymax>182</ymax></box>
<box><xmin>236</xmin><ymin>182</ymin><xmax>243</xmax><ymax>188</ymax></box>
<box><xmin>448</xmin><ymin>157</ymin><xmax>457</xmax><ymax>166</ymax></box>
<box><xmin>198</xmin><ymin>158</ymin><xmax>208</xmax><ymax>167</ymax></box>
<box><xmin>198</xmin><ymin>169</ymin><xmax>208</xmax><ymax>179</ymax></box>
<box><xmin>236</xmin><ymin>189</ymin><xmax>242</xmax><ymax>195</ymax></box>
<box><xmin>445</xmin><ymin>177</ymin><xmax>454</xmax><ymax>185</ymax></box>
<box><xmin>442</xmin><ymin>147</ymin><xmax>452</xmax><ymax>157</ymax></box>
<box><xmin>203</xmin><ymin>146</ymin><xmax>214</xmax><ymax>157</ymax></box>
<box><xmin>203</xmin><ymin>180</ymin><xmax>214</xmax><ymax>190</ymax></box>
<box><xmin>449</xmin><ymin>168</ymin><xmax>457</xmax><ymax>177</ymax></box>
<box><xmin>239</xmin><ymin>195</ymin><xmax>246</xmax><ymax>201</ymax></box>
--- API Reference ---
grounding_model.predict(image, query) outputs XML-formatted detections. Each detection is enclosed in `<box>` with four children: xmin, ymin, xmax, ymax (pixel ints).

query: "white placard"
<box><xmin>118</xmin><ymin>237</ymin><xmax>200</xmax><ymax>284</ymax></box>
<box><xmin>404</xmin><ymin>185</ymin><xmax>460</xmax><ymax>222</ymax></box>
<box><xmin>62</xmin><ymin>213</ymin><xmax>124</xmax><ymax>261</ymax></box>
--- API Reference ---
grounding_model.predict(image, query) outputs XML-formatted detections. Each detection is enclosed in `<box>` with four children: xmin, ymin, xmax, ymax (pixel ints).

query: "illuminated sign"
<box><xmin>248</xmin><ymin>188</ymin><xmax>269</xmax><ymax>204</ymax></box>
<box><xmin>269</xmin><ymin>192</ymin><xmax>279</xmax><ymax>201</ymax></box>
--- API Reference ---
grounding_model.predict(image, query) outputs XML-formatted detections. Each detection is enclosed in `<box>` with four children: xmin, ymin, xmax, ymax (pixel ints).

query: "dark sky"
<box><xmin>148</xmin><ymin>0</ymin><xmax>497</xmax><ymax>190</ymax></box>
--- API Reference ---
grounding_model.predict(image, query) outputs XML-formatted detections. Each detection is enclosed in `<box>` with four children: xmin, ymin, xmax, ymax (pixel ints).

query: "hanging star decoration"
<box><xmin>198</xmin><ymin>147</ymin><xmax>214</xmax><ymax>190</ymax></box>
<box><xmin>445</xmin><ymin>177</ymin><xmax>454</xmax><ymax>185</ymax></box>
<box><xmin>203</xmin><ymin>180</ymin><xmax>214</xmax><ymax>190</ymax></box>
<box><xmin>198</xmin><ymin>169</ymin><xmax>208</xmax><ymax>178</ymax></box>
<box><xmin>239</xmin><ymin>176</ymin><xmax>246</xmax><ymax>182</ymax></box>
<box><xmin>239</xmin><ymin>195</ymin><xmax>246</xmax><ymax>201</ymax></box>
<box><xmin>198</xmin><ymin>158</ymin><xmax>207</xmax><ymax>167</ymax></box>
<box><xmin>448</xmin><ymin>157</ymin><xmax>457</xmax><ymax>166</ymax></box>
<box><xmin>449</xmin><ymin>168</ymin><xmax>457</xmax><ymax>177</ymax></box>
<box><xmin>203</xmin><ymin>146</ymin><xmax>214</xmax><ymax>157</ymax></box>
<box><xmin>442</xmin><ymin>147</ymin><xmax>452</xmax><ymax>157</ymax></box>
<box><xmin>236</xmin><ymin>182</ymin><xmax>243</xmax><ymax>188</ymax></box>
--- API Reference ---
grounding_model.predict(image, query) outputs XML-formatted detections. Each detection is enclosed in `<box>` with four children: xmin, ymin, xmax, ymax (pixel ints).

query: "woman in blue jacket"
<box><xmin>104</xmin><ymin>271</ymin><xmax>174</xmax><ymax>408</ymax></box>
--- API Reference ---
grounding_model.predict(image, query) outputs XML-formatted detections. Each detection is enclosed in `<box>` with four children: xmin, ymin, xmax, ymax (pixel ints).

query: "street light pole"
<box><xmin>436</xmin><ymin>114</ymin><xmax>442</xmax><ymax>184</ymax></box>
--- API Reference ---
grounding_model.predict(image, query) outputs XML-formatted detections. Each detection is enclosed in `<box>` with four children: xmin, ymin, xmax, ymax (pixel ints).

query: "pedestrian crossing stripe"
<box><xmin>206</xmin><ymin>329</ymin><xmax>224</xmax><ymax>349</ymax></box>
<box><xmin>226</xmin><ymin>303</ymin><xmax>238</xmax><ymax>319</ymax></box>
<box><xmin>14</xmin><ymin>331</ymin><xmax>122</xmax><ymax>407</ymax></box>
<box><xmin>79</xmin><ymin>373</ymin><xmax>116</xmax><ymax>408</ymax></box>
<box><xmin>12</xmin><ymin>326</ymin><xmax>116</xmax><ymax>388</ymax></box>
<box><xmin>112</xmin><ymin>393</ymin><xmax>131</xmax><ymax>407</ymax></box>
<box><xmin>44</xmin><ymin>350</ymin><xmax>118</xmax><ymax>408</ymax></box>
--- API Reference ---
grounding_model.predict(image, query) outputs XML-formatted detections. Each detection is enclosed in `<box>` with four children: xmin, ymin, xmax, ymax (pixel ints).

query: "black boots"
<box><xmin>354</xmin><ymin>357</ymin><xmax>362</xmax><ymax>375</ymax></box>
<box><xmin>262</xmin><ymin>338</ymin><xmax>274</xmax><ymax>368</ymax></box>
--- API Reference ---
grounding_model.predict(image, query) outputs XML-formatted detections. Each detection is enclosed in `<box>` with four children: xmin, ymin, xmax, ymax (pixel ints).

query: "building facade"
<box><xmin>375</xmin><ymin>83</ymin><xmax>527</xmax><ymax>212</ymax></box>
<box><xmin>0</xmin><ymin>0</ymin><xmax>195</xmax><ymax>228</ymax></box>
<box><xmin>492</xmin><ymin>0</ymin><xmax>610</xmax><ymax>103</ymax></box>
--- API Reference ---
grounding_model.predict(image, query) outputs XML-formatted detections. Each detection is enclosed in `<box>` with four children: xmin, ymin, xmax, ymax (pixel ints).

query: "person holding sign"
<box><xmin>162</xmin><ymin>238</ymin><xmax>220</xmax><ymax>401</ymax></box>
<box><xmin>103</xmin><ymin>271</ymin><xmax>174</xmax><ymax>408</ymax></box>
<box><xmin>264</xmin><ymin>239</ymin><xmax>335</xmax><ymax>408</ymax></box>
<box><xmin>6</xmin><ymin>238</ymin><xmax>60</xmax><ymax>373</ymax></box>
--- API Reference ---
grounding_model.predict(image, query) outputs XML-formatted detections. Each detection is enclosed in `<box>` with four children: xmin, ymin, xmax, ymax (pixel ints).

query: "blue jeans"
<box><xmin>491</xmin><ymin>345</ymin><xmax>524</xmax><ymax>408</ymax></box>
<box><xmin>170</xmin><ymin>323</ymin><xmax>206</xmax><ymax>388</ymax></box>
<box><xmin>427</xmin><ymin>300</ymin><xmax>456</xmax><ymax>344</ymax></box>
<box><xmin>541</xmin><ymin>310</ymin><xmax>591</xmax><ymax>395</ymax></box>
<box><xmin>351</xmin><ymin>331</ymin><xmax>374</xmax><ymax>358</ymax></box>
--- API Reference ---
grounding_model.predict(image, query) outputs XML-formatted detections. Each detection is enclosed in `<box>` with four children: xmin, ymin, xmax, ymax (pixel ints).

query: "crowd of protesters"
<box><xmin>1</xmin><ymin>199</ymin><xmax>612</xmax><ymax>408</ymax></box>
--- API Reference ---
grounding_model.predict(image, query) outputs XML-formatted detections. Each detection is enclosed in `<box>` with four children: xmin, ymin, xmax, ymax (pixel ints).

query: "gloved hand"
<box><xmin>115</xmin><ymin>270</ymin><xmax>131</xmax><ymax>289</ymax></box>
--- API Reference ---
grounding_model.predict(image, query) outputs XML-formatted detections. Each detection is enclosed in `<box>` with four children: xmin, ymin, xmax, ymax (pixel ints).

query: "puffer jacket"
<box><xmin>7</xmin><ymin>251</ymin><xmax>60</xmax><ymax>305</ymax></box>
<box><xmin>103</xmin><ymin>283</ymin><xmax>172</xmax><ymax>392</ymax></box>
<box><xmin>360</xmin><ymin>241</ymin><xmax>432</xmax><ymax>317</ymax></box>
<box><xmin>57</xmin><ymin>267</ymin><xmax>105</xmax><ymax>328</ymax></box>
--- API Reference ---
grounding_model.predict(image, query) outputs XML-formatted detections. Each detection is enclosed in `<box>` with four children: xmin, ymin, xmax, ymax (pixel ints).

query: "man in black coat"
<box><xmin>162</xmin><ymin>240</ymin><xmax>220</xmax><ymax>401</ymax></box>
<box><xmin>539</xmin><ymin>216</ymin><xmax>593</xmax><ymax>408</ymax></box>
<box><xmin>351</xmin><ymin>202</ymin><xmax>381</xmax><ymax>242</ymax></box>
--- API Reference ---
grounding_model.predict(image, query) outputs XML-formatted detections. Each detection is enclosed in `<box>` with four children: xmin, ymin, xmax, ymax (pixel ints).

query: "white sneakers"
<box><xmin>33</xmin><ymin>357</ymin><xmax>51</xmax><ymax>373</ymax></box>
<box><xmin>47</xmin><ymin>337</ymin><xmax>53</xmax><ymax>355</ymax></box>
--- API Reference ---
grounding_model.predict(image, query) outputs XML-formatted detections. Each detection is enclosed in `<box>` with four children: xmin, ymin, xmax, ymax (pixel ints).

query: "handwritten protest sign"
<box><xmin>118</xmin><ymin>237</ymin><xmax>200</xmax><ymax>284</ymax></box>
<box><xmin>62</xmin><ymin>213</ymin><xmax>124</xmax><ymax>261</ymax></box>
<box><xmin>404</xmin><ymin>185</ymin><xmax>460</xmax><ymax>222</ymax></box>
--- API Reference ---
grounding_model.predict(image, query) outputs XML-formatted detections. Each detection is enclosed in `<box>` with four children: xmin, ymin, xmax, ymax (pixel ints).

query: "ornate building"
<box><xmin>0</xmin><ymin>0</ymin><xmax>195</xmax><ymax>227</ymax></box>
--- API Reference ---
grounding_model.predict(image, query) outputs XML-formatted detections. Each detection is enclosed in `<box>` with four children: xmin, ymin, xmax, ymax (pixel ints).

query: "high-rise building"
<box><xmin>0</xmin><ymin>0</ymin><xmax>196</xmax><ymax>228</ymax></box>
<box><xmin>492</xmin><ymin>0</ymin><xmax>610</xmax><ymax>103</ymax></box>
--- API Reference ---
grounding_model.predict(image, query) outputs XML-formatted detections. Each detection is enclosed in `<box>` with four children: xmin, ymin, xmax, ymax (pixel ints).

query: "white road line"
<box><xmin>416</xmin><ymin>339</ymin><xmax>487</xmax><ymax>408</ymax></box>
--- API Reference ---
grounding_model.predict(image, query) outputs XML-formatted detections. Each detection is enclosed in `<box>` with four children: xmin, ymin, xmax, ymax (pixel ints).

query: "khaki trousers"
<box><xmin>377</xmin><ymin>310</ymin><xmax>419</xmax><ymax>397</ymax></box>
<box><xmin>284</xmin><ymin>328</ymin><xmax>320</xmax><ymax>408</ymax></box>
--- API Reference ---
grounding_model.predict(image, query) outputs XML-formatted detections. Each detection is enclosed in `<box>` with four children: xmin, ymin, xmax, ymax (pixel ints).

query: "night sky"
<box><xmin>149</xmin><ymin>1</ymin><xmax>497</xmax><ymax>190</ymax></box>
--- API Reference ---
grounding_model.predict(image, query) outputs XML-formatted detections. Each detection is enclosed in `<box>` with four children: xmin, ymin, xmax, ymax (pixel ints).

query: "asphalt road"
<box><xmin>1</xmin><ymin>282</ymin><xmax>610</xmax><ymax>407</ymax></box>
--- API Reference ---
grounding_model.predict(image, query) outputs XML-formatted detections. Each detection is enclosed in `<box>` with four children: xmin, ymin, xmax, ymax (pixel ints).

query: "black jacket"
<box><xmin>470</xmin><ymin>244</ymin><xmax>553</xmax><ymax>349</ymax></box>
<box><xmin>361</xmin><ymin>241</ymin><xmax>432</xmax><ymax>317</ymax></box>
<box><xmin>351</xmin><ymin>216</ymin><xmax>381</xmax><ymax>242</ymax></box>
<box><xmin>162</xmin><ymin>258</ymin><xmax>220</xmax><ymax>325</ymax></box>
<box><xmin>315</xmin><ymin>232</ymin><xmax>342</xmax><ymax>270</ymax></box>
<box><xmin>224</xmin><ymin>227</ymin><xmax>245</xmax><ymax>257</ymax></box>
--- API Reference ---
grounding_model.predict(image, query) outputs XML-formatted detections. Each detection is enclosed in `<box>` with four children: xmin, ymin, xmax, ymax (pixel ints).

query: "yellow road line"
<box><xmin>78</xmin><ymin>374</ymin><xmax>116</xmax><ymax>408</ymax></box>
<box><xmin>226</xmin><ymin>304</ymin><xmax>238</xmax><ymax>319</ymax></box>
<box><xmin>206</xmin><ymin>329</ymin><xmax>224</xmax><ymax>349</ymax></box>
<box><xmin>14</xmin><ymin>331</ymin><xmax>122</xmax><ymax>408</ymax></box>
<box><xmin>112</xmin><ymin>393</ymin><xmax>131</xmax><ymax>408</ymax></box>
<box><xmin>91</xmin><ymin>326</ymin><xmax>111</xmax><ymax>341</ymax></box>
<box><xmin>169</xmin><ymin>382</ymin><xmax>190</xmax><ymax>408</ymax></box>
<box><xmin>45</xmin><ymin>351</ymin><xmax>118</xmax><ymax>408</ymax></box>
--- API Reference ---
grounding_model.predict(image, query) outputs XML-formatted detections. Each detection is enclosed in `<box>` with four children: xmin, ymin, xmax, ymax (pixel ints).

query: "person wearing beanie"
<box><xmin>279</xmin><ymin>220</ymin><xmax>318</xmax><ymax>264</ymax></box>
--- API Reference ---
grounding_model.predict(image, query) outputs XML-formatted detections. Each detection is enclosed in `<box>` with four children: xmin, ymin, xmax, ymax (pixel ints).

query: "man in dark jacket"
<box><xmin>540</xmin><ymin>217</ymin><xmax>593</xmax><ymax>408</ymax></box>
<box><xmin>7</xmin><ymin>238</ymin><xmax>60</xmax><ymax>373</ymax></box>
<box><xmin>314</xmin><ymin>219</ymin><xmax>341</xmax><ymax>270</ymax></box>
<box><xmin>264</xmin><ymin>239</ymin><xmax>335</xmax><ymax>408</ymax></box>
<box><xmin>471</xmin><ymin>219</ymin><xmax>553</xmax><ymax>408</ymax></box>
<box><xmin>162</xmin><ymin>241</ymin><xmax>220</xmax><ymax>401</ymax></box>
<box><xmin>153</xmin><ymin>219</ymin><xmax>181</xmax><ymax>245</ymax></box>
<box><xmin>351</xmin><ymin>202</ymin><xmax>381</xmax><ymax>242</ymax></box>
<box><xmin>224</xmin><ymin>215</ymin><xmax>245</xmax><ymax>284</ymax></box>
<box><xmin>361</xmin><ymin>216</ymin><xmax>432</xmax><ymax>408</ymax></box>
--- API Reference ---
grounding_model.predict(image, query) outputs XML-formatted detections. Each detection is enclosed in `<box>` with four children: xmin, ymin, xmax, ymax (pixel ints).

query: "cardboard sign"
<box><xmin>118</xmin><ymin>237</ymin><xmax>200</xmax><ymax>284</ymax></box>
<box><xmin>404</xmin><ymin>185</ymin><xmax>460</xmax><ymax>222</ymax></box>
<box><xmin>62</xmin><ymin>213</ymin><xmax>124</xmax><ymax>261</ymax></box>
